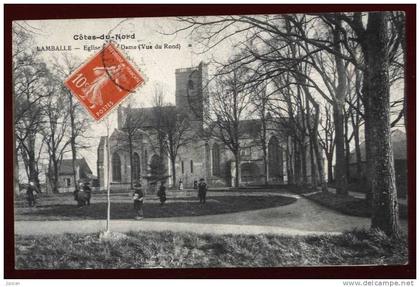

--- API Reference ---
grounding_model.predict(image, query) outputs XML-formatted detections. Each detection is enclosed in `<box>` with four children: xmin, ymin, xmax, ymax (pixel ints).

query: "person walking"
<box><xmin>132</xmin><ymin>182</ymin><xmax>144</xmax><ymax>219</ymax></box>
<box><xmin>157</xmin><ymin>181</ymin><xmax>167</xmax><ymax>205</ymax></box>
<box><xmin>178</xmin><ymin>179</ymin><xmax>184</xmax><ymax>191</ymax></box>
<box><xmin>75</xmin><ymin>182</ymin><xmax>88</xmax><ymax>207</ymax></box>
<box><xmin>26</xmin><ymin>181</ymin><xmax>39</xmax><ymax>207</ymax></box>
<box><xmin>198</xmin><ymin>178</ymin><xmax>207</xmax><ymax>205</ymax></box>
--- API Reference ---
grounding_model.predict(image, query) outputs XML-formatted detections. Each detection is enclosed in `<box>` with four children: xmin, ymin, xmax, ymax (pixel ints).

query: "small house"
<box><xmin>58</xmin><ymin>158</ymin><xmax>93</xmax><ymax>192</ymax></box>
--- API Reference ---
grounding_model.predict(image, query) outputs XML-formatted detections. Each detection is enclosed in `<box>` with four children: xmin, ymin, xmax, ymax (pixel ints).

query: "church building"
<box><xmin>97</xmin><ymin>63</ymin><xmax>288</xmax><ymax>191</ymax></box>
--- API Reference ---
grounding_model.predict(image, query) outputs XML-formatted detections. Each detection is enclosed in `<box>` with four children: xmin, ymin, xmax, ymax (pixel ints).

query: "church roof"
<box><xmin>208</xmin><ymin>118</ymin><xmax>285</xmax><ymax>139</ymax></box>
<box><xmin>121</xmin><ymin>106</ymin><xmax>176</xmax><ymax>129</ymax></box>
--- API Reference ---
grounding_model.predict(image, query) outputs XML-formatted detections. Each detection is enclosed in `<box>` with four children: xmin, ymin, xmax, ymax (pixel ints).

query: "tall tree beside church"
<box><xmin>124</xmin><ymin>102</ymin><xmax>145</xmax><ymax>188</ymax></box>
<box><xmin>161</xmin><ymin>108</ymin><xmax>193</xmax><ymax>189</ymax></box>
<box><xmin>151</xmin><ymin>86</ymin><xmax>193</xmax><ymax>188</ymax></box>
<box><xmin>210</xmin><ymin>61</ymin><xmax>251</xmax><ymax>188</ymax></box>
<box><xmin>249</xmin><ymin>82</ymin><xmax>270</xmax><ymax>184</ymax></box>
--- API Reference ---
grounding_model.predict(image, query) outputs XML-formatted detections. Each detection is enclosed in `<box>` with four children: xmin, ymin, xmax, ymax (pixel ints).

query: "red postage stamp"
<box><xmin>65</xmin><ymin>42</ymin><xmax>144</xmax><ymax>121</ymax></box>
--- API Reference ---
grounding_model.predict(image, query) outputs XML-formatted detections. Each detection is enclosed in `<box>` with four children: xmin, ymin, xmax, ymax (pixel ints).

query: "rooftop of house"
<box><xmin>350</xmin><ymin>129</ymin><xmax>407</xmax><ymax>162</ymax></box>
<box><xmin>59</xmin><ymin>158</ymin><xmax>92</xmax><ymax>176</ymax></box>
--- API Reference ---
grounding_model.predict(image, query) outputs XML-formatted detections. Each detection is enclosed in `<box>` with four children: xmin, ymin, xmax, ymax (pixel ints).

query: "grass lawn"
<box><xmin>306</xmin><ymin>191</ymin><xmax>408</xmax><ymax>219</ymax></box>
<box><xmin>14</xmin><ymin>192</ymin><xmax>297</xmax><ymax>221</ymax></box>
<box><xmin>15</xmin><ymin>229</ymin><xmax>407</xmax><ymax>269</ymax></box>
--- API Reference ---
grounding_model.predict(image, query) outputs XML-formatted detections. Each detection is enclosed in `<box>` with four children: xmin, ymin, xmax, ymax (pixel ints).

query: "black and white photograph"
<box><xmin>8</xmin><ymin>6</ymin><xmax>413</xmax><ymax>275</ymax></box>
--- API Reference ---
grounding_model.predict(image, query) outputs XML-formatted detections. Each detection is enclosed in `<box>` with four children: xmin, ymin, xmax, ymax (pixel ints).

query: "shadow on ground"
<box><xmin>15</xmin><ymin>195</ymin><xmax>297</xmax><ymax>221</ymax></box>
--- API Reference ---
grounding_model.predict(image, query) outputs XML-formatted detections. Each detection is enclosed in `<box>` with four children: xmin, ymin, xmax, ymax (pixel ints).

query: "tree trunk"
<box><xmin>333</xmin><ymin>104</ymin><xmax>348</xmax><ymax>195</ymax></box>
<box><xmin>366</xmin><ymin>12</ymin><xmax>400</xmax><ymax>236</ymax></box>
<box><xmin>309</xmin><ymin>134</ymin><xmax>317</xmax><ymax>190</ymax></box>
<box><xmin>306</xmin><ymin>96</ymin><xmax>317</xmax><ymax>190</ymax></box>
<box><xmin>312</xmin><ymin>132</ymin><xmax>329</xmax><ymax>193</ymax></box>
<box><xmin>327</xmin><ymin>155</ymin><xmax>334</xmax><ymax>183</ymax></box>
<box><xmin>69</xmin><ymin>93</ymin><xmax>78</xmax><ymax>192</ymax></box>
<box><xmin>286</xmin><ymin>137</ymin><xmax>294</xmax><ymax>184</ymax></box>
<box><xmin>344</xmin><ymin>117</ymin><xmax>351</xmax><ymax>182</ymax></box>
<box><xmin>300</xmin><ymin>141</ymin><xmax>307</xmax><ymax>185</ymax></box>
<box><xmin>293</xmin><ymin>138</ymin><xmax>302</xmax><ymax>185</ymax></box>
<box><xmin>14</xmin><ymin>148</ymin><xmax>20</xmax><ymax>196</ymax></box>
<box><xmin>306</xmin><ymin>105</ymin><xmax>328</xmax><ymax>193</ymax></box>
<box><xmin>263</xmin><ymin>155</ymin><xmax>268</xmax><ymax>185</ymax></box>
<box><xmin>353</xmin><ymin>71</ymin><xmax>363</xmax><ymax>179</ymax></box>
<box><xmin>401</xmin><ymin>14</ymin><xmax>408</xmax><ymax>134</ymax></box>
<box><xmin>128</xmin><ymin>137</ymin><xmax>134</xmax><ymax>189</ymax></box>
<box><xmin>332</xmin><ymin>19</ymin><xmax>348</xmax><ymax>195</ymax></box>
<box><xmin>52</xmin><ymin>158</ymin><xmax>60</xmax><ymax>193</ymax></box>
<box><xmin>27</xmin><ymin>135</ymin><xmax>40</xmax><ymax>191</ymax></box>
<box><xmin>362</xmin><ymin>72</ymin><xmax>374</xmax><ymax>204</ymax></box>
<box><xmin>171</xmin><ymin>157</ymin><xmax>177</xmax><ymax>189</ymax></box>
<box><xmin>301</xmin><ymin>85</ymin><xmax>328</xmax><ymax>193</ymax></box>
<box><xmin>353</xmin><ymin>121</ymin><xmax>362</xmax><ymax>179</ymax></box>
<box><xmin>234</xmin><ymin>150</ymin><xmax>240</xmax><ymax>188</ymax></box>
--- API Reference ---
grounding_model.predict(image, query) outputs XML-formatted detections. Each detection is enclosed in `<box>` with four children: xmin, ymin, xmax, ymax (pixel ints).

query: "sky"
<box><xmin>16</xmin><ymin>16</ymin><xmax>233</xmax><ymax>175</ymax></box>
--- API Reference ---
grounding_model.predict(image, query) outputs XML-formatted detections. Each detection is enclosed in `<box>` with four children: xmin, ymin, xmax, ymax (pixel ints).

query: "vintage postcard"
<box><xmin>11</xmin><ymin>10</ymin><xmax>411</xmax><ymax>274</ymax></box>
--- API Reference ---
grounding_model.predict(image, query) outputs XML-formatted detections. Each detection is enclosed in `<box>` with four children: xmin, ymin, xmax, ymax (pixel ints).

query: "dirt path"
<box><xmin>147</xmin><ymin>193</ymin><xmax>373</xmax><ymax>232</ymax></box>
<box><xmin>15</xmin><ymin>219</ymin><xmax>341</xmax><ymax>236</ymax></box>
<box><xmin>16</xmin><ymin>190</ymin><xmax>406</xmax><ymax>236</ymax></box>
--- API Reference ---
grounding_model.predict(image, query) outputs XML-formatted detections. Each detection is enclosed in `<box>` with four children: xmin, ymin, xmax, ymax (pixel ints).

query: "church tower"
<box><xmin>175</xmin><ymin>62</ymin><xmax>208</xmax><ymax>130</ymax></box>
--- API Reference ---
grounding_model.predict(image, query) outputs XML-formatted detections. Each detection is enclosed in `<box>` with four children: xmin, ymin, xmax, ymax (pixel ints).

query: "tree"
<box><xmin>52</xmin><ymin>55</ymin><xmax>91</xmax><ymax>192</ymax></box>
<box><xmin>319</xmin><ymin>105</ymin><xmax>335</xmax><ymax>183</ymax></box>
<box><xmin>348</xmin><ymin>68</ymin><xmax>364</xmax><ymax>180</ymax></box>
<box><xmin>144</xmin><ymin>154</ymin><xmax>169</xmax><ymax>185</ymax></box>
<box><xmin>366</xmin><ymin>13</ymin><xmax>399</xmax><ymax>236</ymax></box>
<box><xmin>175</xmin><ymin>12</ymin><xmax>402</xmax><ymax>235</ymax></box>
<box><xmin>209</xmin><ymin>61</ymin><xmax>252</xmax><ymax>187</ymax></box>
<box><xmin>337</xmin><ymin>12</ymin><xmax>401</xmax><ymax>236</ymax></box>
<box><xmin>123</xmin><ymin>102</ymin><xmax>145</xmax><ymax>188</ymax></box>
<box><xmin>161</xmin><ymin>108</ymin><xmax>193</xmax><ymax>188</ymax></box>
<box><xmin>13</xmin><ymin>24</ymin><xmax>52</xmax><ymax>190</ymax></box>
<box><xmin>41</xmin><ymin>82</ymin><xmax>71</xmax><ymax>193</ymax></box>
<box><xmin>249</xmin><ymin>82</ymin><xmax>270</xmax><ymax>184</ymax></box>
<box><xmin>150</xmin><ymin>85</ymin><xmax>194</xmax><ymax>188</ymax></box>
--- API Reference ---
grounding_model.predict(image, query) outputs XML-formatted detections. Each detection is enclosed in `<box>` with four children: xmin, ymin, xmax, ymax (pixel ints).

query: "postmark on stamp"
<box><xmin>65</xmin><ymin>42</ymin><xmax>144</xmax><ymax>121</ymax></box>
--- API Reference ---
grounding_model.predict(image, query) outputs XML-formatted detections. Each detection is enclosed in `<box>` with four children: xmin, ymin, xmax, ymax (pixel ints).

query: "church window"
<box><xmin>268</xmin><ymin>136</ymin><xmax>282</xmax><ymax>178</ymax></box>
<box><xmin>181</xmin><ymin>161</ymin><xmax>184</xmax><ymax>174</ymax></box>
<box><xmin>240</xmin><ymin>147</ymin><xmax>252</xmax><ymax>157</ymax></box>
<box><xmin>212</xmin><ymin>143</ymin><xmax>221</xmax><ymax>176</ymax></box>
<box><xmin>144</xmin><ymin>149</ymin><xmax>148</xmax><ymax>170</ymax></box>
<box><xmin>112</xmin><ymin>152</ymin><xmax>121</xmax><ymax>182</ymax></box>
<box><xmin>190</xmin><ymin>160</ymin><xmax>194</xmax><ymax>173</ymax></box>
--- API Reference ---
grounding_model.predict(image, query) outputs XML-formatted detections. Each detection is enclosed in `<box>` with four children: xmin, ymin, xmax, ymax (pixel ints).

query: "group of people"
<box><xmin>25</xmin><ymin>177</ymin><xmax>208</xmax><ymax>220</ymax></box>
<box><xmin>24</xmin><ymin>181</ymin><xmax>92</xmax><ymax>208</ymax></box>
<box><xmin>131</xmin><ymin>178</ymin><xmax>208</xmax><ymax>220</ymax></box>
<box><xmin>74</xmin><ymin>182</ymin><xmax>92</xmax><ymax>207</ymax></box>
<box><xmin>25</xmin><ymin>181</ymin><xmax>40</xmax><ymax>207</ymax></box>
